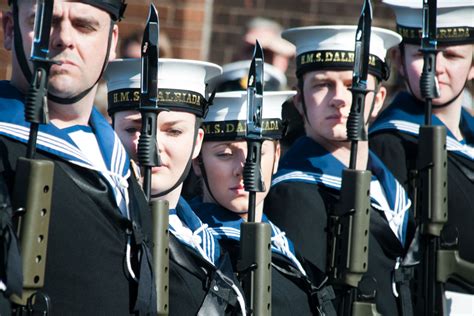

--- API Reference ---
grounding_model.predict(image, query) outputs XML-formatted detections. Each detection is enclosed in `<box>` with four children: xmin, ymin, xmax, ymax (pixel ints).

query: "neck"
<box><xmin>432</xmin><ymin>96</ymin><xmax>463</xmax><ymax>140</ymax></box>
<box><xmin>10</xmin><ymin>76</ymin><xmax>97</xmax><ymax>129</ymax></box>
<box><xmin>310</xmin><ymin>134</ymin><xmax>369</xmax><ymax>170</ymax></box>
<box><xmin>48</xmin><ymin>87</ymin><xmax>97</xmax><ymax>128</ymax></box>
<box><xmin>202</xmin><ymin>193</ymin><xmax>264</xmax><ymax>222</ymax></box>
<box><xmin>241</xmin><ymin>201</ymin><xmax>264</xmax><ymax>222</ymax></box>
<box><xmin>323</xmin><ymin>140</ymin><xmax>369</xmax><ymax>170</ymax></box>
<box><xmin>152</xmin><ymin>184</ymin><xmax>183</xmax><ymax>209</ymax></box>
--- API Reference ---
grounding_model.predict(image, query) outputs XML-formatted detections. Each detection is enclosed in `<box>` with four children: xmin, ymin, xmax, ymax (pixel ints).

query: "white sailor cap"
<box><xmin>202</xmin><ymin>91</ymin><xmax>296</xmax><ymax>141</ymax></box>
<box><xmin>103</xmin><ymin>58</ymin><xmax>222</xmax><ymax>117</ymax></box>
<box><xmin>383</xmin><ymin>0</ymin><xmax>474</xmax><ymax>45</ymax></box>
<box><xmin>282</xmin><ymin>25</ymin><xmax>402</xmax><ymax>80</ymax></box>
<box><xmin>209</xmin><ymin>60</ymin><xmax>288</xmax><ymax>92</ymax></box>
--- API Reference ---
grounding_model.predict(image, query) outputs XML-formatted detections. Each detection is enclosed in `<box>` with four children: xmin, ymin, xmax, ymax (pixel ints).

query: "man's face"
<box><xmin>296</xmin><ymin>70</ymin><xmax>384</xmax><ymax>149</ymax></box>
<box><xmin>401</xmin><ymin>43</ymin><xmax>474</xmax><ymax>105</ymax></box>
<box><xmin>4</xmin><ymin>0</ymin><xmax>117</xmax><ymax>96</ymax></box>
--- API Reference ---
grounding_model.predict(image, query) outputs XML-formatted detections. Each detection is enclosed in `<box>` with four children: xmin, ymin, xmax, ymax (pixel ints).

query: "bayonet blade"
<box><xmin>421</xmin><ymin>0</ymin><xmax>437</xmax><ymax>50</ymax></box>
<box><xmin>140</xmin><ymin>4</ymin><xmax>159</xmax><ymax>110</ymax></box>
<box><xmin>352</xmin><ymin>0</ymin><xmax>372</xmax><ymax>88</ymax></box>
<box><xmin>246</xmin><ymin>40</ymin><xmax>264</xmax><ymax>139</ymax></box>
<box><xmin>31</xmin><ymin>0</ymin><xmax>54</xmax><ymax>62</ymax></box>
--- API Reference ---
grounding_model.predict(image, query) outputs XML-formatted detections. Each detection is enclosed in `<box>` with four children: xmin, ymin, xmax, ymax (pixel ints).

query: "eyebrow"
<box><xmin>209</xmin><ymin>142</ymin><xmax>232</xmax><ymax>149</ymax></box>
<box><xmin>72</xmin><ymin>16</ymin><xmax>101</xmax><ymax>28</ymax></box>
<box><xmin>121</xmin><ymin>116</ymin><xmax>141</xmax><ymax>124</ymax></box>
<box><xmin>160</xmin><ymin>119</ymin><xmax>188</xmax><ymax>127</ymax></box>
<box><xmin>309</xmin><ymin>75</ymin><xmax>331</xmax><ymax>83</ymax></box>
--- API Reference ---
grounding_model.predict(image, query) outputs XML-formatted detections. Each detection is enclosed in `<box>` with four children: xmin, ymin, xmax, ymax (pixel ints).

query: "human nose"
<box><xmin>435</xmin><ymin>53</ymin><xmax>447</xmax><ymax>76</ymax></box>
<box><xmin>331</xmin><ymin>83</ymin><xmax>350</xmax><ymax>109</ymax></box>
<box><xmin>50</xmin><ymin>20</ymin><xmax>74</xmax><ymax>50</ymax></box>
<box><xmin>232</xmin><ymin>152</ymin><xmax>246</xmax><ymax>177</ymax></box>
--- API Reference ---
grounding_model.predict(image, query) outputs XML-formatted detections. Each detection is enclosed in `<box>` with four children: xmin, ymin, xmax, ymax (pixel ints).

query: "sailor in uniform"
<box><xmin>263</xmin><ymin>25</ymin><xmax>416</xmax><ymax>315</ymax></box>
<box><xmin>104</xmin><ymin>58</ymin><xmax>246</xmax><ymax>315</ymax></box>
<box><xmin>369</xmin><ymin>1</ymin><xmax>474</xmax><ymax>314</ymax></box>
<box><xmin>1</xmin><ymin>0</ymin><xmax>157</xmax><ymax>314</ymax></box>
<box><xmin>190</xmin><ymin>90</ymin><xmax>336</xmax><ymax>315</ymax></box>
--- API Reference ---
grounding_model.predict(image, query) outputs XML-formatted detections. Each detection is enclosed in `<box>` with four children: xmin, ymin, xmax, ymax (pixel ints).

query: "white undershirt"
<box><xmin>445</xmin><ymin>291</ymin><xmax>474</xmax><ymax>316</ymax></box>
<box><xmin>68</xmin><ymin>128</ymin><xmax>107</xmax><ymax>172</ymax></box>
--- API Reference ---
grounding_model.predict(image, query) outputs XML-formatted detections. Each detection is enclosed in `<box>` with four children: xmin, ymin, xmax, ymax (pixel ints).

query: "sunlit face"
<box><xmin>295</xmin><ymin>70</ymin><xmax>385</xmax><ymax>148</ymax></box>
<box><xmin>3</xmin><ymin>0</ymin><xmax>117</xmax><ymax>96</ymax></box>
<box><xmin>401</xmin><ymin>43</ymin><xmax>474</xmax><ymax>106</ymax></box>
<box><xmin>114</xmin><ymin>110</ymin><xmax>203</xmax><ymax>196</ymax></box>
<box><xmin>194</xmin><ymin>140</ymin><xmax>280</xmax><ymax>216</ymax></box>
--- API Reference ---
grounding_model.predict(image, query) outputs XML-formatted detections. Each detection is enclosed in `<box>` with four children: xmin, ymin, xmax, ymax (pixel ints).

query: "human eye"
<box><xmin>442</xmin><ymin>50</ymin><xmax>463</xmax><ymax>60</ymax></box>
<box><xmin>73</xmin><ymin>18</ymin><xmax>99</xmax><ymax>33</ymax></box>
<box><xmin>215</xmin><ymin>148</ymin><xmax>233</xmax><ymax>159</ymax></box>
<box><xmin>124</xmin><ymin>127</ymin><xmax>139</xmax><ymax>135</ymax></box>
<box><xmin>312</xmin><ymin>81</ymin><xmax>331</xmax><ymax>90</ymax></box>
<box><xmin>166</xmin><ymin>128</ymin><xmax>183</xmax><ymax>137</ymax></box>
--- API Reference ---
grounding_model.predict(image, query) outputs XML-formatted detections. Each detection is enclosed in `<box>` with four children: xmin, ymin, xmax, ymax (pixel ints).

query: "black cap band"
<box><xmin>201</xmin><ymin>119</ymin><xmax>284</xmax><ymax>141</ymax></box>
<box><xmin>108</xmin><ymin>88</ymin><xmax>209</xmax><ymax>117</ymax></box>
<box><xmin>81</xmin><ymin>0</ymin><xmax>127</xmax><ymax>21</ymax></box>
<box><xmin>296</xmin><ymin>50</ymin><xmax>388</xmax><ymax>80</ymax></box>
<box><xmin>397</xmin><ymin>25</ymin><xmax>474</xmax><ymax>45</ymax></box>
<box><xmin>9</xmin><ymin>0</ymin><xmax>127</xmax><ymax>21</ymax></box>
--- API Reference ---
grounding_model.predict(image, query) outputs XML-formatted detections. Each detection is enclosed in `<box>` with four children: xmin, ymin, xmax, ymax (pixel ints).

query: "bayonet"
<box><xmin>244</xmin><ymin>40</ymin><xmax>265</xmax><ymax>222</ymax></box>
<box><xmin>419</xmin><ymin>0</ymin><xmax>440</xmax><ymax>124</ymax></box>
<box><xmin>137</xmin><ymin>6</ymin><xmax>169</xmax><ymax>315</ymax></box>
<box><xmin>138</xmin><ymin>4</ymin><xmax>161</xmax><ymax>200</ymax></box>
<box><xmin>347</xmin><ymin>0</ymin><xmax>372</xmax><ymax>169</ymax></box>
<box><xmin>238</xmin><ymin>40</ymin><xmax>272</xmax><ymax>316</ymax></box>
<box><xmin>26</xmin><ymin>0</ymin><xmax>58</xmax><ymax>159</ymax></box>
<box><xmin>414</xmin><ymin>1</ymin><xmax>474</xmax><ymax>315</ymax></box>
<box><xmin>246</xmin><ymin>41</ymin><xmax>264</xmax><ymax>142</ymax></box>
<box><xmin>31</xmin><ymin>0</ymin><xmax>54</xmax><ymax>63</ymax></box>
<box><xmin>10</xmin><ymin>0</ymin><xmax>56</xmax><ymax>313</ymax></box>
<box><xmin>328</xmin><ymin>1</ymin><xmax>376</xmax><ymax>315</ymax></box>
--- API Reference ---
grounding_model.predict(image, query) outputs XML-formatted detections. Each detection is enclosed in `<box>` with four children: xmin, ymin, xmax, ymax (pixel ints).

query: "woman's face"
<box><xmin>114</xmin><ymin>110</ymin><xmax>203</xmax><ymax>195</ymax></box>
<box><xmin>401</xmin><ymin>43</ymin><xmax>474</xmax><ymax>105</ymax></box>
<box><xmin>194</xmin><ymin>140</ymin><xmax>280</xmax><ymax>216</ymax></box>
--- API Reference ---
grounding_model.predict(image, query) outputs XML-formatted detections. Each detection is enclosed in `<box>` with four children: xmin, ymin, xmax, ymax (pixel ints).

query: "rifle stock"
<box><xmin>239</xmin><ymin>222</ymin><xmax>272</xmax><ymax>315</ymax></box>
<box><xmin>413</xmin><ymin>125</ymin><xmax>447</xmax><ymax>315</ymax></box>
<box><xmin>10</xmin><ymin>158</ymin><xmax>53</xmax><ymax>308</ymax></box>
<box><xmin>328</xmin><ymin>169</ymin><xmax>378</xmax><ymax>316</ymax></box>
<box><xmin>150</xmin><ymin>199</ymin><xmax>169</xmax><ymax>315</ymax></box>
<box><xmin>326</xmin><ymin>0</ymin><xmax>379</xmax><ymax>314</ymax></box>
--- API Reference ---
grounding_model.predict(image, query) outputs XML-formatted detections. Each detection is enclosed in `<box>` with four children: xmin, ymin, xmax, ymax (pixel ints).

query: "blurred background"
<box><xmin>0</xmin><ymin>0</ymin><xmax>471</xmax><ymax>111</ymax></box>
<box><xmin>0</xmin><ymin>0</ymin><xmax>398</xmax><ymax>86</ymax></box>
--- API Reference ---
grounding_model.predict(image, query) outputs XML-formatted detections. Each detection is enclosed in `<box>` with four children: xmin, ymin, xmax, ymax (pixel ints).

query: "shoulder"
<box><xmin>266</xmin><ymin>181</ymin><xmax>326</xmax><ymax>213</ymax></box>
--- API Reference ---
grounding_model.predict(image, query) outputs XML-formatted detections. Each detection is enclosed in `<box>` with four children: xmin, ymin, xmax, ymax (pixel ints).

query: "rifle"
<box><xmin>11</xmin><ymin>0</ymin><xmax>57</xmax><ymax>313</ymax></box>
<box><xmin>327</xmin><ymin>0</ymin><xmax>378</xmax><ymax>315</ymax></box>
<box><xmin>413</xmin><ymin>1</ymin><xmax>474</xmax><ymax>314</ymax></box>
<box><xmin>238</xmin><ymin>41</ymin><xmax>272</xmax><ymax>316</ymax></box>
<box><xmin>137</xmin><ymin>5</ymin><xmax>169</xmax><ymax>315</ymax></box>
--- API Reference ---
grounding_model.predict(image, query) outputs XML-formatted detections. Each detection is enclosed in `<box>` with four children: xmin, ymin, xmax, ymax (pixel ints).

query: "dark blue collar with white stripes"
<box><xmin>168</xmin><ymin>197</ymin><xmax>221</xmax><ymax>266</ymax></box>
<box><xmin>273</xmin><ymin>137</ymin><xmax>411</xmax><ymax>246</ymax></box>
<box><xmin>0</xmin><ymin>80</ymin><xmax>131</xmax><ymax>218</ymax></box>
<box><xmin>369</xmin><ymin>91</ymin><xmax>474</xmax><ymax>161</ymax></box>
<box><xmin>190</xmin><ymin>198</ymin><xmax>307</xmax><ymax>276</ymax></box>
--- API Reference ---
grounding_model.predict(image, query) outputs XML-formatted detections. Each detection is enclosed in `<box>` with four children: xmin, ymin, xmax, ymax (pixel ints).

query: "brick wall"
<box><xmin>0</xmin><ymin>0</ymin><xmax>397</xmax><ymax>83</ymax></box>
<box><xmin>0</xmin><ymin>0</ymin><xmax>11</xmax><ymax>81</ymax></box>
<box><xmin>210</xmin><ymin>0</ymin><xmax>397</xmax><ymax>87</ymax></box>
<box><xmin>0</xmin><ymin>0</ymin><xmax>212</xmax><ymax>80</ymax></box>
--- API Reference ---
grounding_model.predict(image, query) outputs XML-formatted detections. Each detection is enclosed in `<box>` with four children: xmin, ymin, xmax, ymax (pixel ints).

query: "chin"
<box><xmin>48</xmin><ymin>84</ymin><xmax>77</xmax><ymax>97</ymax></box>
<box><xmin>228</xmin><ymin>201</ymin><xmax>248</xmax><ymax>213</ymax></box>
